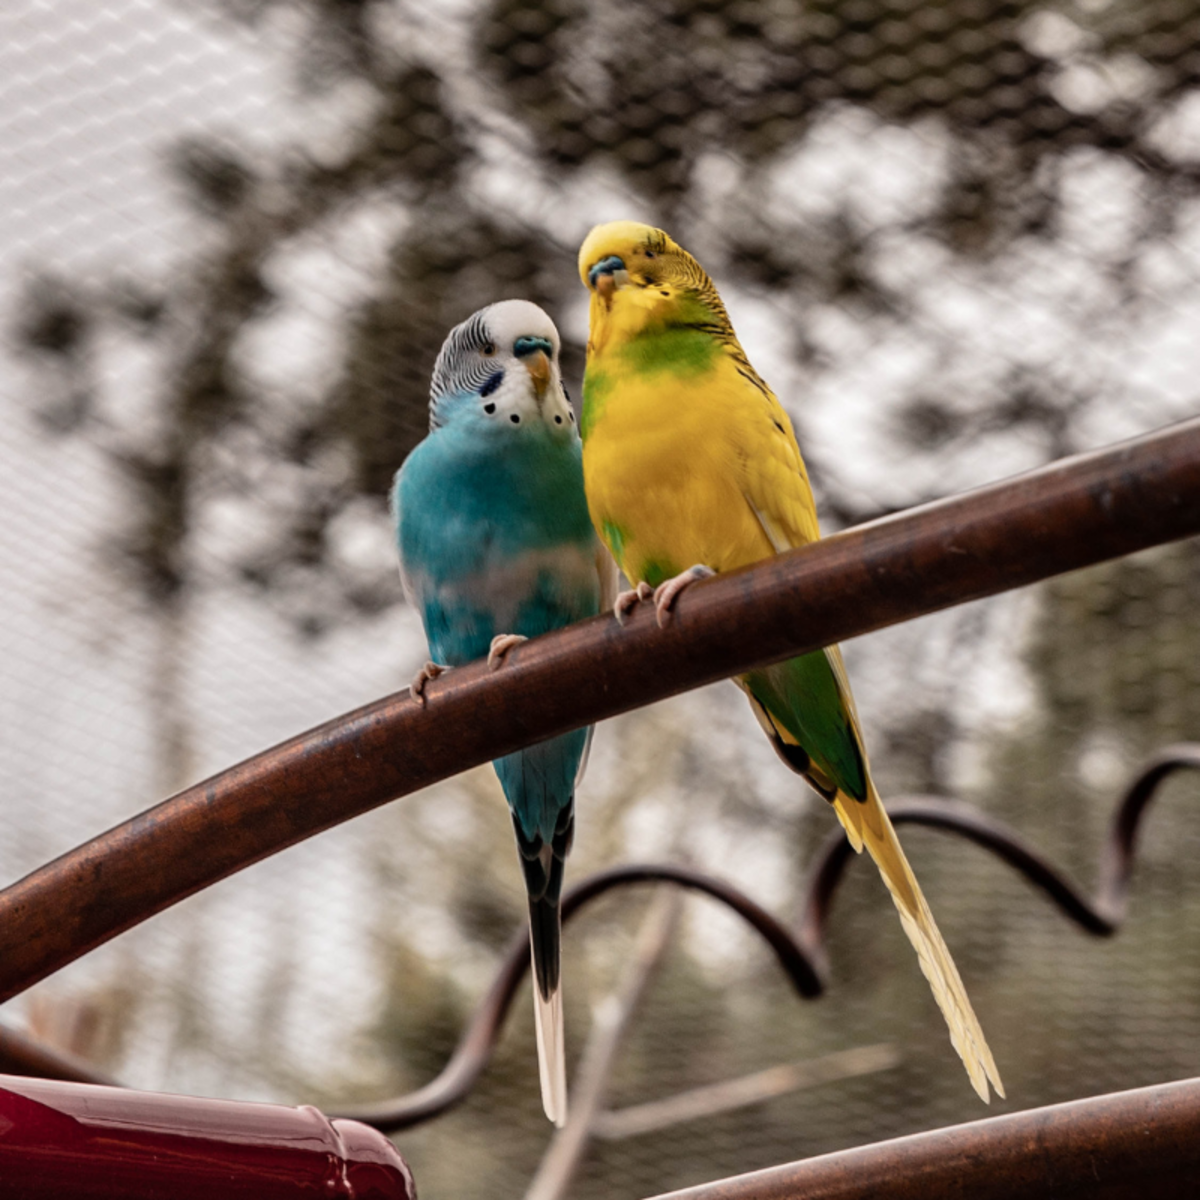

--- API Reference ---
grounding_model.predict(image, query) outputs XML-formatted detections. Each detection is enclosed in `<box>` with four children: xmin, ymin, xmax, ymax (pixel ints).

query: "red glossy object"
<box><xmin>0</xmin><ymin>1074</ymin><xmax>415</xmax><ymax>1199</ymax></box>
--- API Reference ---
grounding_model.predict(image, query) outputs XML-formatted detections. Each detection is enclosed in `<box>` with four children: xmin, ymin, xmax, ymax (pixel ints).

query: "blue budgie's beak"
<box><xmin>515</xmin><ymin>335</ymin><xmax>553</xmax><ymax>399</ymax></box>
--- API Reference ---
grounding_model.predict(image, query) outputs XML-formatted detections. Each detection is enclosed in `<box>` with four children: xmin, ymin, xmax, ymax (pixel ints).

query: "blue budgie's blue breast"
<box><xmin>395</xmin><ymin>412</ymin><xmax>601</xmax><ymax>668</ymax></box>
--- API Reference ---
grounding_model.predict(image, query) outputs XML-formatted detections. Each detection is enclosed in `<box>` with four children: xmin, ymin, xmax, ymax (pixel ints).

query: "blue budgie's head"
<box><xmin>428</xmin><ymin>299</ymin><xmax>575</xmax><ymax>435</ymax></box>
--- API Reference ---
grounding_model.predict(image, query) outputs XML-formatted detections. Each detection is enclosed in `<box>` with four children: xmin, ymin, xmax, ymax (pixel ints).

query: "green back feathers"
<box><xmin>746</xmin><ymin>652</ymin><xmax>869</xmax><ymax>802</ymax></box>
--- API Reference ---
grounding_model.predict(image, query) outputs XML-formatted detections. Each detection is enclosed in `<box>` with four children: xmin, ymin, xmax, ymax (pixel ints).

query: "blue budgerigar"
<box><xmin>392</xmin><ymin>300</ymin><xmax>614</xmax><ymax>1126</ymax></box>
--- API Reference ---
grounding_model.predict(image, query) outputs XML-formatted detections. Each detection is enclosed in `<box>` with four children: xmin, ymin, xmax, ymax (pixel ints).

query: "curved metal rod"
<box><xmin>332</xmin><ymin>863</ymin><xmax>820</xmax><ymax>1131</ymax></box>
<box><xmin>4</xmin><ymin>747</ymin><xmax>1197</xmax><ymax>1129</ymax></box>
<box><xmin>798</xmin><ymin>743</ymin><xmax>1200</xmax><ymax>973</ymax></box>
<box><xmin>1095</xmin><ymin>743</ymin><xmax>1200</xmax><ymax>925</ymax></box>
<box><xmin>343</xmin><ymin>744</ymin><xmax>1200</xmax><ymax>1132</ymax></box>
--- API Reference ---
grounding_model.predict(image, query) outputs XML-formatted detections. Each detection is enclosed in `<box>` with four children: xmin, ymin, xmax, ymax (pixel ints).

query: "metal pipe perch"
<box><xmin>642</xmin><ymin>1077</ymin><xmax>1200</xmax><ymax>1200</ymax></box>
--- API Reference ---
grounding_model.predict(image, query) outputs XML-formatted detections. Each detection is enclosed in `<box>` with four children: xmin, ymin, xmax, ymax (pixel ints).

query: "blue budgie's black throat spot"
<box><xmin>514</xmin><ymin>335</ymin><xmax>554</xmax><ymax>359</ymax></box>
<box><xmin>510</xmin><ymin>413</ymin><xmax>521</xmax><ymax>424</ymax></box>
<box><xmin>480</xmin><ymin>371</ymin><xmax>504</xmax><ymax>398</ymax></box>
<box><xmin>483</xmin><ymin>402</ymin><xmax>496</xmax><ymax>414</ymax></box>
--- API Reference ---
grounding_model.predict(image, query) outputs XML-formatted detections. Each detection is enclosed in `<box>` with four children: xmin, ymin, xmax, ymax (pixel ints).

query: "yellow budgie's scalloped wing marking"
<box><xmin>730</xmin><ymin>382</ymin><xmax>821</xmax><ymax>553</ymax></box>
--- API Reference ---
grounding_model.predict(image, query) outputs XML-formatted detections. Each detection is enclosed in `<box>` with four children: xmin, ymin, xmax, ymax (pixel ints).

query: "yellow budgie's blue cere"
<box><xmin>392</xmin><ymin>299</ymin><xmax>615</xmax><ymax>1126</ymax></box>
<box><xmin>577</xmin><ymin>221</ymin><xmax>1004</xmax><ymax>1103</ymax></box>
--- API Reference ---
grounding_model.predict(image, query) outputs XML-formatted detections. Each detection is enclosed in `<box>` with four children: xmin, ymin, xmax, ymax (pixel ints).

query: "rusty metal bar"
<box><xmin>644</xmin><ymin>1077</ymin><xmax>1200</xmax><ymax>1200</ymax></box>
<box><xmin>0</xmin><ymin>418</ymin><xmax>1195</xmax><ymax>1005</ymax></box>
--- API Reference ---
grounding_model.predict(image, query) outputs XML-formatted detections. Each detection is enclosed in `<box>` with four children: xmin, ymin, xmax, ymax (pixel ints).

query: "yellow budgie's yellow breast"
<box><xmin>582</xmin><ymin>339</ymin><xmax>819</xmax><ymax>587</ymax></box>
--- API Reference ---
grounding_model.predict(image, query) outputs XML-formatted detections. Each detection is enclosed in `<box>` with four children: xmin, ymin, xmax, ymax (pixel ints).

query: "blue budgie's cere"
<box><xmin>392</xmin><ymin>300</ymin><xmax>614</xmax><ymax>1125</ymax></box>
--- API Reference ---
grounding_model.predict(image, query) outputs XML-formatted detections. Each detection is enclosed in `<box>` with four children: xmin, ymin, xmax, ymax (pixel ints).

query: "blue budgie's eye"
<box><xmin>482</xmin><ymin>341</ymin><xmax>497</xmax><ymax>356</ymax></box>
<box><xmin>480</xmin><ymin>371</ymin><xmax>504</xmax><ymax>398</ymax></box>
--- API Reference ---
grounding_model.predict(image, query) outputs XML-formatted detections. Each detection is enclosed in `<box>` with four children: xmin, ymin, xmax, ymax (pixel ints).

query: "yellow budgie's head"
<box><xmin>578</xmin><ymin>221</ymin><xmax>732</xmax><ymax>352</ymax></box>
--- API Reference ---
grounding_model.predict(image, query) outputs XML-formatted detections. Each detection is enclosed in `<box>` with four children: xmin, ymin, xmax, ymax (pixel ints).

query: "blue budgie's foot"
<box><xmin>653</xmin><ymin>565</ymin><xmax>716</xmax><ymax>628</ymax></box>
<box><xmin>410</xmin><ymin>660</ymin><xmax>448</xmax><ymax>706</ymax></box>
<box><xmin>613</xmin><ymin>581</ymin><xmax>654</xmax><ymax>625</ymax></box>
<box><xmin>487</xmin><ymin>633</ymin><xmax>528</xmax><ymax>670</ymax></box>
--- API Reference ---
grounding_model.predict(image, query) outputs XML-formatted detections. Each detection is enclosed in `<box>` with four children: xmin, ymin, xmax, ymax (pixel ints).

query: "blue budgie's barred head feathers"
<box><xmin>428</xmin><ymin>299</ymin><xmax>575</xmax><ymax>435</ymax></box>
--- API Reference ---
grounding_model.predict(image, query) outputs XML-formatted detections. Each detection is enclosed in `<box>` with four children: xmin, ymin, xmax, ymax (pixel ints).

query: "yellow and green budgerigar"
<box><xmin>577</xmin><ymin>220</ymin><xmax>1003</xmax><ymax>1103</ymax></box>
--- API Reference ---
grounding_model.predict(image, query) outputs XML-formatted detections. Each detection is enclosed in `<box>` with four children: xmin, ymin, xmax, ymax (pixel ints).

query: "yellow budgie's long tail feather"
<box><xmin>833</xmin><ymin>784</ymin><xmax>1004</xmax><ymax>1103</ymax></box>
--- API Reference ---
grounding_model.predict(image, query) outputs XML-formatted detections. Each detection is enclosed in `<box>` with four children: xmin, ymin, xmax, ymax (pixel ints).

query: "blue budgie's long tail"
<box><xmin>513</xmin><ymin>805</ymin><xmax>573</xmax><ymax>1127</ymax></box>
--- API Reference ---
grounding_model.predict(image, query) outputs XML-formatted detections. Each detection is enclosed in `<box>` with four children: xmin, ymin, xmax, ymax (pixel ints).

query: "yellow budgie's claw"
<box><xmin>651</xmin><ymin>564</ymin><xmax>716</xmax><ymax>627</ymax></box>
<box><xmin>613</xmin><ymin>581</ymin><xmax>654</xmax><ymax>625</ymax></box>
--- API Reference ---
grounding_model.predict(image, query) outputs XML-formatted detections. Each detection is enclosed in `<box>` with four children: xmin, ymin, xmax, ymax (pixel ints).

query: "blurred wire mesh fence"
<box><xmin>1</xmin><ymin>1</ymin><xmax>1199</xmax><ymax>1197</ymax></box>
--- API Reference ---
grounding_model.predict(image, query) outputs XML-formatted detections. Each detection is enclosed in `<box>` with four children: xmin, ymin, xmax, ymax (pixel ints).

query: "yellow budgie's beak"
<box><xmin>586</xmin><ymin>254</ymin><xmax>630</xmax><ymax>306</ymax></box>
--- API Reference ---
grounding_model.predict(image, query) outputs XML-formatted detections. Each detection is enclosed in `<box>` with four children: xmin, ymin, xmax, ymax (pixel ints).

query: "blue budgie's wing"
<box><xmin>390</xmin><ymin>457</ymin><xmax>419</xmax><ymax>609</ymax></box>
<box><xmin>393</xmin><ymin>426</ymin><xmax>506</xmax><ymax>666</ymax></box>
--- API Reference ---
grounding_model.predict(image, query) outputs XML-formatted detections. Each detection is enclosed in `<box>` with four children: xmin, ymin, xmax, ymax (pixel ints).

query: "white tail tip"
<box><xmin>532</xmin><ymin>958</ymin><xmax>567</xmax><ymax>1126</ymax></box>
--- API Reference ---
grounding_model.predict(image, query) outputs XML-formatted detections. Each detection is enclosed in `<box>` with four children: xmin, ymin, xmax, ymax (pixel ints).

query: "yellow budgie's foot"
<box><xmin>487</xmin><ymin>633</ymin><xmax>528</xmax><ymax>670</ymax></box>
<box><xmin>411</xmin><ymin>660</ymin><xmax>448</xmax><ymax>706</ymax></box>
<box><xmin>613</xmin><ymin>581</ymin><xmax>654</xmax><ymax>625</ymax></box>
<box><xmin>653</xmin><ymin>565</ymin><xmax>716</xmax><ymax>627</ymax></box>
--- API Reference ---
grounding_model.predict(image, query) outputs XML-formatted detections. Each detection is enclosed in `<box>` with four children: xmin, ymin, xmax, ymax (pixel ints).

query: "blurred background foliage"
<box><xmin>3</xmin><ymin>0</ymin><xmax>1200</xmax><ymax>1196</ymax></box>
